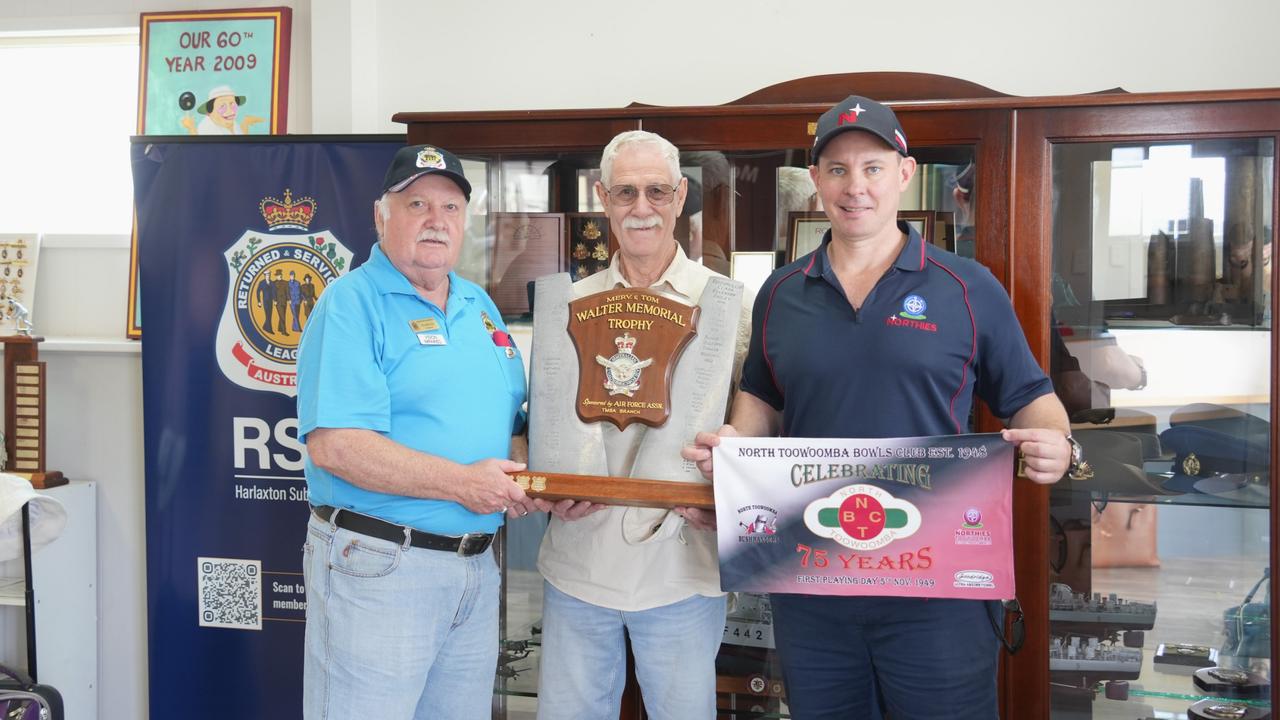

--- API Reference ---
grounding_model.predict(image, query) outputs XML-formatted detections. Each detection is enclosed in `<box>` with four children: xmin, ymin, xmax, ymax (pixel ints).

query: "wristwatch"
<box><xmin>1065</xmin><ymin>434</ymin><xmax>1093</xmax><ymax>481</ymax></box>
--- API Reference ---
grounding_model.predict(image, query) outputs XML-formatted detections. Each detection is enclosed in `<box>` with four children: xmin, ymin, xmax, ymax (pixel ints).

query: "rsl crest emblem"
<box><xmin>214</xmin><ymin>189</ymin><xmax>354</xmax><ymax>397</ymax></box>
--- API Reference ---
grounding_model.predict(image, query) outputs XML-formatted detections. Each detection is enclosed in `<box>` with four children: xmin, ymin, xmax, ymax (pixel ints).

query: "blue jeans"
<box><xmin>771</xmin><ymin>594</ymin><xmax>1000</xmax><ymax>720</ymax></box>
<box><xmin>536</xmin><ymin>581</ymin><xmax>725</xmax><ymax>720</ymax></box>
<box><xmin>302</xmin><ymin>513</ymin><xmax>499</xmax><ymax>720</ymax></box>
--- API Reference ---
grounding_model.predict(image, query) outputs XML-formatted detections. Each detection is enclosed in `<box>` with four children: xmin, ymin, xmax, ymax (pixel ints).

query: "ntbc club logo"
<box><xmin>214</xmin><ymin>189</ymin><xmax>354</xmax><ymax>397</ymax></box>
<box><xmin>803</xmin><ymin>484</ymin><xmax>922</xmax><ymax>551</ymax></box>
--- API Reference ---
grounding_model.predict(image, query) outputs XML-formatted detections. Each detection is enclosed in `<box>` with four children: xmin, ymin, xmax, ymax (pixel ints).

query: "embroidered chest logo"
<box><xmin>885</xmin><ymin>293</ymin><xmax>938</xmax><ymax>333</ymax></box>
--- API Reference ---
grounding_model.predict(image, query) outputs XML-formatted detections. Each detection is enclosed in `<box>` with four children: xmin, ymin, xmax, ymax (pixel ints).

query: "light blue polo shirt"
<box><xmin>297</xmin><ymin>243</ymin><xmax>527</xmax><ymax>534</ymax></box>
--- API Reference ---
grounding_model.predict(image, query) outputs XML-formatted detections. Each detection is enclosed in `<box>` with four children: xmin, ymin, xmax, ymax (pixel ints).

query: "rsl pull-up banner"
<box><xmin>713</xmin><ymin>434</ymin><xmax>1016</xmax><ymax>600</ymax></box>
<box><xmin>133</xmin><ymin>138</ymin><xmax>402</xmax><ymax>719</ymax></box>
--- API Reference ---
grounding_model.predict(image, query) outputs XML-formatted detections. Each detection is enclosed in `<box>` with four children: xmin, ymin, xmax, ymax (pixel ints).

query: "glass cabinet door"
<box><xmin>473</xmin><ymin>143</ymin><xmax>992</xmax><ymax>718</ymax></box>
<box><xmin>1046</xmin><ymin>138</ymin><xmax>1274</xmax><ymax>719</ymax></box>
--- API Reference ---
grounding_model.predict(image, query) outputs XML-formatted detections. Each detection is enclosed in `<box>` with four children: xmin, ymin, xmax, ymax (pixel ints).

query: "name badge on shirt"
<box><xmin>409</xmin><ymin>317</ymin><xmax>440</xmax><ymax>332</ymax></box>
<box><xmin>417</xmin><ymin>332</ymin><xmax>447</xmax><ymax>346</ymax></box>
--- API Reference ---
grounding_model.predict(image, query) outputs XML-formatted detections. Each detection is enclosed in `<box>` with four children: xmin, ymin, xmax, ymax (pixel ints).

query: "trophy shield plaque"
<box><xmin>1</xmin><ymin>334</ymin><xmax>65</xmax><ymax>488</ymax></box>
<box><xmin>527</xmin><ymin>273</ymin><xmax>742</xmax><ymax>507</ymax></box>
<box><xmin>567</xmin><ymin>289</ymin><xmax>698</xmax><ymax>430</ymax></box>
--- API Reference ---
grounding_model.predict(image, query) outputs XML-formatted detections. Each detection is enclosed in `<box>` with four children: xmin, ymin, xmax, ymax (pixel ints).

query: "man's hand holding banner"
<box><xmin>713</xmin><ymin>434</ymin><xmax>1016</xmax><ymax>600</ymax></box>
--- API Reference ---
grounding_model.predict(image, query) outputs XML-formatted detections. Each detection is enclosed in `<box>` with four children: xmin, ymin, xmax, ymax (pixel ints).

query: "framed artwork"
<box><xmin>566</xmin><ymin>213</ymin><xmax>614</xmax><ymax>282</ymax></box>
<box><xmin>730</xmin><ymin>252</ymin><xmax>777</xmax><ymax>301</ymax></box>
<box><xmin>932</xmin><ymin>211</ymin><xmax>956</xmax><ymax>253</ymax></box>
<box><xmin>126</xmin><ymin>213</ymin><xmax>142</xmax><ymax>338</ymax></box>
<box><xmin>0</xmin><ymin>234</ymin><xmax>40</xmax><ymax>335</ymax></box>
<box><xmin>897</xmin><ymin>211</ymin><xmax>935</xmax><ymax>245</ymax></box>
<box><xmin>137</xmin><ymin>7</ymin><xmax>292</xmax><ymax>136</ymax></box>
<box><xmin>787</xmin><ymin>211</ymin><xmax>831</xmax><ymax>262</ymax></box>
<box><xmin>489</xmin><ymin>213</ymin><xmax>565</xmax><ymax>317</ymax></box>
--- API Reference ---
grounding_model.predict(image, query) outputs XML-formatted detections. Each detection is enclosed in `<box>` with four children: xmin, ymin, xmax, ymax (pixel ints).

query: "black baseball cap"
<box><xmin>382</xmin><ymin>144</ymin><xmax>472</xmax><ymax>200</ymax></box>
<box><xmin>812</xmin><ymin>95</ymin><xmax>909</xmax><ymax>161</ymax></box>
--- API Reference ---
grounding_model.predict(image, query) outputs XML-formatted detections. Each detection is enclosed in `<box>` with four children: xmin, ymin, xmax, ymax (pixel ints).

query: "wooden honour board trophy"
<box><xmin>2</xmin><ymin>335</ymin><xmax>64</xmax><ymax>488</ymax></box>
<box><xmin>522</xmin><ymin>274</ymin><xmax>742</xmax><ymax>508</ymax></box>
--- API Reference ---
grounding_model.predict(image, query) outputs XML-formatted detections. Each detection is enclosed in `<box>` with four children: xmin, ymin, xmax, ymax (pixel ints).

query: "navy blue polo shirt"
<box><xmin>740</xmin><ymin>222</ymin><xmax>1051</xmax><ymax>439</ymax></box>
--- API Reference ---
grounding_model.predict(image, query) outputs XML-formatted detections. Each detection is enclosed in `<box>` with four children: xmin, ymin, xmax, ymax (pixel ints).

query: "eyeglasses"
<box><xmin>605</xmin><ymin>183</ymin><xmax>679</xmax><ymax>206</ymax></box>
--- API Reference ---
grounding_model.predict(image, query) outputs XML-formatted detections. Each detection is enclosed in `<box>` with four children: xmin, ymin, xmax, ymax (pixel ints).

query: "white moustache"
<box><xmin>417</xmin><ymin>230</ymin><xmax>450</xmax><ymax>243</ymax></box>
<box><xmin>622</xmin><ymin>216</ymin><xmax>663</xmax><ymax>230</ymax></box>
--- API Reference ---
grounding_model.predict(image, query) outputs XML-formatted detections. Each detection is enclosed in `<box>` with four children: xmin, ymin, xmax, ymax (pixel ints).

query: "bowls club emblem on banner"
<box><xmin>215</xmin><ymin>189</ymin><xmax>353</xmax><ymax>397</ymax></box>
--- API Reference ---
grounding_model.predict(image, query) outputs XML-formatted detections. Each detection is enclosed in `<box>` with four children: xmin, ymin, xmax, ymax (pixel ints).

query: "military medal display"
<box><xmin>566</xmin><ymin>213</ymin><xmax>612</xmax><ymax>280</ymax></box>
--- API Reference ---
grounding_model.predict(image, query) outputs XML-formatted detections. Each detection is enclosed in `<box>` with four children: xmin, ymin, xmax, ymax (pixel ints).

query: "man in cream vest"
<box><xmin>535</xmin><ymin>130</ymin><xmax>750</xmax><ymax>720</ymax></box>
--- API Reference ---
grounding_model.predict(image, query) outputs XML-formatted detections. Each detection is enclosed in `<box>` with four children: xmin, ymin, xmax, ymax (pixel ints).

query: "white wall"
<box><xmin>311</xmin><ymin>0</ymin><xmax>1280</xmax><ymax>131</ymax></box>
<box><xmin>0</xmin><ymin>1</ymin><xmax>1278</xmax><ymax>719</ymax></box>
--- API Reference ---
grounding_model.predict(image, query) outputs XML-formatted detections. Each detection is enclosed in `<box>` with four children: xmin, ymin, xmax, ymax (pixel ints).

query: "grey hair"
<box><xmin>600</xmin><ymin>130</ymin><xmax>681</xmax><ymax>187</ymax></box>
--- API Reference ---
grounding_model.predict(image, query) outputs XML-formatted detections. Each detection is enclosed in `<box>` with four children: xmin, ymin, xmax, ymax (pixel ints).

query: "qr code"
<box><xmin>197</xmin><ymin>556</ymin><xmax>262</xmax><ymax>630</ymax></box>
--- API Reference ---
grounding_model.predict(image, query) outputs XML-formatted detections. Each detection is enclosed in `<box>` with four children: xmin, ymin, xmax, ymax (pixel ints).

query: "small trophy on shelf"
<box><xmin>1</xmin><ymin>299</ymin><xmax>64</xmax><ymax>488</ymax></box>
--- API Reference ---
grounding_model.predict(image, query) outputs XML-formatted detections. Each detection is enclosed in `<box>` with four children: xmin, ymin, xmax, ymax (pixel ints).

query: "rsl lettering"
<box><xmin>233</xmin><ymin>417</ymin><xmax>305</xmax><ymax>472</ymax></box>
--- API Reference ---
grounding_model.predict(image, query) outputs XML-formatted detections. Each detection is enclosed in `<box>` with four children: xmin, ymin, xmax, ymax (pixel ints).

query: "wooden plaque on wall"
<box><xmin>488</xmin><ymin>212</ymin><xmax>564</xmax><ymax>316</ymax></box>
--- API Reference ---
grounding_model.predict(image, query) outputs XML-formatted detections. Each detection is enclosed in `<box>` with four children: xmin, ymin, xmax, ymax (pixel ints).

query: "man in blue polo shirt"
<box><xmin>297</xmin><ymin>144</ymin><xmax>538</xmax><ymax>720</ymax></box>
<box><xmin>684</xmin><ymin>96</ymin><xmax>1078</xmax><ymax>718</ymax></box>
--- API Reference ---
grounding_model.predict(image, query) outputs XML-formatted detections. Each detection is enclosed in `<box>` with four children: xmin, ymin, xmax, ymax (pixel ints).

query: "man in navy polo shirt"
<box><xmin>297</xmin><ymin>144</ymin><xmax>539</xmax><ymax>719</ymax></box>
<box><xmin>684</xmin><ymin>96</ymin><xmax>1074</xmax><ymax>718</ymax></box>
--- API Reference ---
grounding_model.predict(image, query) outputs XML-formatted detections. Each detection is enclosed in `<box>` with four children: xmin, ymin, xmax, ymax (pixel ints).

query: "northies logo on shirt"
<box><xmin>885</xmin><ymin>294</ymin><xmax>938</xmax><ymax>333</ymax></box>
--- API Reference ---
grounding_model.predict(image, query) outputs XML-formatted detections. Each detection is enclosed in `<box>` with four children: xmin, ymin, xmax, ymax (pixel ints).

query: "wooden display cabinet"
<box><xmin>396</xmin><ymin>74</ymin><xmax>1280</xmax><ymax>719</ymax></box>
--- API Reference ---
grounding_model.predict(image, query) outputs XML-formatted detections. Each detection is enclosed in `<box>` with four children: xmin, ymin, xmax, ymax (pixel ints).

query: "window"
<box><xmin>0</xmin><ymin>33</ymin><xmax>139</xmax><ymax>234</ymax></box>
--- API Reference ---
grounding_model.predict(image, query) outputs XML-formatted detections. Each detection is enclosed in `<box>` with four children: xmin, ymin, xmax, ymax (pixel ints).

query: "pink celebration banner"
<box><xmin>713</xmin><ymin>434</ymin><xmax>1015</xmax><ymax>600</ymax></box>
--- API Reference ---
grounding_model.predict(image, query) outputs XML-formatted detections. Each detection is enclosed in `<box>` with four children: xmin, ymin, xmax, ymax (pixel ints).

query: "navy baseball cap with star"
<box><xmin>382</xmin><ymin>144</ymin><xmax>472</xmax><ymax>200</ymax></box>
<box><xmin>812</xmin><ymin>95</ymin><xmax>909</xmax><ymax>161</ymax></box>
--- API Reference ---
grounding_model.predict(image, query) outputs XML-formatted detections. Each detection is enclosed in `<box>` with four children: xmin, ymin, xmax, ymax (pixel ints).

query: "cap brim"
<box><xmin>813</xmin><ymin>126</ymin><xmax>907</xmax><ymax>162</ymax></box>
<box><xmin>386</xmin><ymin>169</ymin><xmax>472</xmax><ymax>200</ymax></box>
<box><xmin>1193</xmin><ymin>475</ymin><xmax>1268</xmax><ymax>504</ymax></box>
<box><xmin>1161</xmin><ymin>473</ymin><xmax>1204</xmax><ymax>494</ymax></box>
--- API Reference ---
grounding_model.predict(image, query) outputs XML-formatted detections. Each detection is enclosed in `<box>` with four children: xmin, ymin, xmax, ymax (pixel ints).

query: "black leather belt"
<box><xmin>311</xmin><ymin>505</ymin><xmax>494</xmax><ymax>557</ymax></box>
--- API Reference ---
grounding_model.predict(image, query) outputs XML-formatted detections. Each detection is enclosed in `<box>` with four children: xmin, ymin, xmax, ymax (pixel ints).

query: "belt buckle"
<box><xmin>457</xmin><ymin>532</ymin><xmax>490</xmax><ymax>557</ymax></box>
